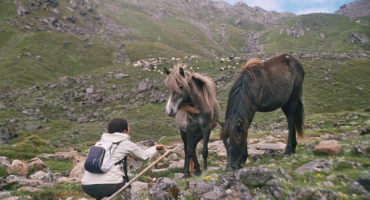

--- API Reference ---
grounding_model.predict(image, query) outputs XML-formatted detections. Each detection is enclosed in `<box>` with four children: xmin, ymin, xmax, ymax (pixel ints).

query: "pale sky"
<box><xmin>213</xmin><ymin>0</ymin><xmax>357</xmax><ymax>15</ymax></box>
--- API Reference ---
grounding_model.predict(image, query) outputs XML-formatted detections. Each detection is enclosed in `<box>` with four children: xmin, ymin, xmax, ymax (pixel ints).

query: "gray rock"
<box><xmin>349</xmin><ymin>179</ymin><xmax>370</xmax><ymax>195</ymax></box>
<box><xmin>202</xmin><ymin>190</ymin><xmax>227</xmax><ymax>200</ymax></box>
<box><xmin>0</xmin><ymin>129</ymin><xmax>19</xmax><ymax>146</ymax></box>
<box><xmin>353</xmin><ymin>145</ymin><xmax>370</xmax><ymax>157</ymax></box>
<box><xmin>5</xmin><ymin>175</ymin><xmax>44</xmax><ymax>188</ymax></box>
<box><xmin>0</xmin><ymin>191</ymin><xmax>12</xmax><ymax>199</ymax></box>
<box><xmin>25</xmin><ymin>124</ymin><xmax>41</xmax><ymax>131</ymax></box>
<box><xmin>0</xmin><ymin>156</ymin><xmax>10</xmax><ymax>168</ymax></box>
<box><xmin>149</xmin><ymin>177</ymin><xmax>183</xmax><ymax>200</ymax></box>
<box><xmin>289</xmin><ymin>187</ymin><xmax>339</xmax><ymax>200</ymax></box>
<box><xmin>77</xmin><ymin>116</ymin><xmax>88</xmax><ymax>123</ymax></box>
<box><xmin>173</xmin><ymin>173</ymin><xmax>185</xmax><ymax>180</ymax></box>
<box><xmin>138</xmin><ymin>81</ymin><xmax>152</xmax><ymax>92</ymax></box>
<box><xmin>30</xmin><ymin>171</ymin><xmax>59</xmax><ymax>185</ymax></box>
<box><xmin>114</xmin><ymin>73</ymin><xmax>130</xmax><ymax>79</ymax></box>
<box><xmin>188</xmin><ymin>181</ymin><xmax>214</xmax><ymax>197</ymax></box>
<box><xmin>277</xmin><ymin>168</ymin><xmax>293</xmax><ymax>180</ymax></box>
<box><xmin>265</xmin><ymin>179</ymin><xmax>284</xmax><ymax>199</ymax></box>
<box><xmin>212</xmin><ymin>172</ymin><xmax>255</xmax><ymax>200</ymax></box>
<box><xmin>236</xmin><ymin>167</ymin><xmax>275</xmax><ymax>187</ymax></box>
<box><xmin>294</xmin><ymin>159</ymin><xmax>333</xmax><ymax>174</ymax></box>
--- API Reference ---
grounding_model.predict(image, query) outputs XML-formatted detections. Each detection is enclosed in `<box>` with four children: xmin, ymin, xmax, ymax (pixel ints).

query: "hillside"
<box><xmin>335</xmin><ymin>0</ymin><xmax>370</xmax><ymax>18</ymax></box>
<box><xmin>0</xmin><ymin>0</ymin><xmax>370</xmax><ymax>199</ymax></box>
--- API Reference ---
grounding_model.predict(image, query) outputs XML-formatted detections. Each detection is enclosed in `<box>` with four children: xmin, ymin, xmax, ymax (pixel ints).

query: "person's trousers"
<box><xmin>82</xmin><ymin>182</ymin><xmax>125</xmax><ymax>200</ymax></box>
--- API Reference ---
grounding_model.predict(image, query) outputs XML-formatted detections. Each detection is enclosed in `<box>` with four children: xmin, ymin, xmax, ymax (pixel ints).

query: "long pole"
<box><xmin>103</xmin><ymin>146</ymin><xmax>179</xmax><ymax>200</ymax></box>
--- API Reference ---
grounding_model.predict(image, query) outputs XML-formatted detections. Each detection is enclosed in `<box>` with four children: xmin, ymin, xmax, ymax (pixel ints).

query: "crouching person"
<box><xmin>81</xmin><ymin>118</ymin><xmax>164</xmax><ymax>200</ymax></box>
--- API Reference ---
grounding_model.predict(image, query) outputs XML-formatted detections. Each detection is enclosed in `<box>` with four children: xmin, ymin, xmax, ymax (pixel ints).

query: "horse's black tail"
<box><xmin>295</xmin><ymin>87</ymin><xmax>305</xmax><ymax>137</ymax></box>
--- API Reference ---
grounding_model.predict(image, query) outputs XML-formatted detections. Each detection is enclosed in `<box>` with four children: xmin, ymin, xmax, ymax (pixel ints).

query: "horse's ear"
<box><xmin>179</xmin><ymin>67</ymin><xmax>185</xmax><ymax>78</ymax></box>
<box><xmin>164</xmin><ymin>67</ymin><xmax>170</xmax><ymax>75</ymax></box>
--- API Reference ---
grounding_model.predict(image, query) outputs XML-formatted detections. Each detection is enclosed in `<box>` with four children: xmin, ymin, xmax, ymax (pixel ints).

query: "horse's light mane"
<box><xmin>165</xmin><ymin>63</ymin><xmax>217</xmax><ymax>115</ymax></box>
<box><xmin>188</xmin><ymin>72</ymin><xmax>216</xmax><ymax>111</ymax></box>
<box><xmin>164</xmin><ymin>63</ymin><xmax>190</xmax><ymax>94</ymax></box>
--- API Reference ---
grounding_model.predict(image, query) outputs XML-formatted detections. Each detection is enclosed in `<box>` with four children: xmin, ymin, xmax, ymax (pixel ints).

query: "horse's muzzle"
<box><xmin>168</xmin><ymin>111</ymin><xmax>176</xmax><ymax>117</ymax></box>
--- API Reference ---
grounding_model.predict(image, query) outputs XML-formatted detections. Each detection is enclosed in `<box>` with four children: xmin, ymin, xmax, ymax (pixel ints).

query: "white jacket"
<box><xmin>81</xmin><ymin>132</ymin><xmax>157</xmax><ymax>185</ymax></box>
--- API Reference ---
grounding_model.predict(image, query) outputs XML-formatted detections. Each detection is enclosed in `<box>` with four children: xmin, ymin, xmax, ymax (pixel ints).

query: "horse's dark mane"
<box><xmin>220</xmin><ymin>59</ymin><xmax>262</xmax><ymax>144</ymax></box>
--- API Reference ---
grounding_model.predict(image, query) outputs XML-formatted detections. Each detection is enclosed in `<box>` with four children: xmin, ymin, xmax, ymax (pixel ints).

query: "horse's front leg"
<box><xmin>184</xmin><ymin>129</ymin><xmax>194</xmax><ymax>178</ymax></box>
<box><xmin>223</xmin><ymin>138</ymin><xmax>233</xmax><ymax>171</ymax></box>
<box><xmin>192</xmin><ymin>135</ymin><xmax>203</xmax><ymax>176</ymax></box>
<box><xmin>235</xmin><ymin>142</ymin><xmax>248</xmax><ymax>169</ymax></box>
<box><xmin>180</xmin><ymin>130</ymin><xmax>188</xmax><ymax>174</ymax></box>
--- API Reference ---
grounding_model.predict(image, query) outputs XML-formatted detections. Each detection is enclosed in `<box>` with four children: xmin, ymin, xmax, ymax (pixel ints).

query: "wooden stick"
<box><xmin>103</xmin><ymin>146</ymin><xmax>179</xmax><ymax>200</ymax></box>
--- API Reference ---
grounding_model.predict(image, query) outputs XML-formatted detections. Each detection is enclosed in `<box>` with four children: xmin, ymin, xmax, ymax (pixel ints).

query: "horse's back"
<box><xmin>256</xmin><ymin>54</ymin><xmax>304</xmax><ymax>111</ymax></box>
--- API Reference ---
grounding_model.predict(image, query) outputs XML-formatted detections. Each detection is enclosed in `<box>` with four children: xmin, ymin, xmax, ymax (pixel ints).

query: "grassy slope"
<box><xmin>0</xmin><ymin>0</ymin><xmax>117</xmax><ymax>91</ymax></box>
<box><xmin>261</xmin><ymin>14</ymin><xmax>370</xmax><ymax>53</ymax></box>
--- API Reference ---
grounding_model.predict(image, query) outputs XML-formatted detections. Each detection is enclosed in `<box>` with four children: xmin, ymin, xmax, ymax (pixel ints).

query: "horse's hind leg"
<box><xmin>282</xmin><ymin>99</ymin><xmax>298</xmax><ymax>155</ymax></box>
<box><xmin>202</xmin><ymin>127</ymin><xmax>211</xmax><ymax>171</ymax></box>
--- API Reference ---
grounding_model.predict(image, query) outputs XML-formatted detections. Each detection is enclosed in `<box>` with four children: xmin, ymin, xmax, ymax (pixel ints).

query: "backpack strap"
<box><xmin>111</xmin><ymin>142</ymin><xmax>130</xmax><ymax>183</ymax></box>
<box><xmin>114</xmin><ymin>156</ymin><xmax>129</xmax><ymax>183</ymax></box>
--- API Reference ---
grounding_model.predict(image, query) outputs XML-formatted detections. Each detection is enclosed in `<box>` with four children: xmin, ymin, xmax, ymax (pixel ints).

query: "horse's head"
<box><xmin>164</xmin><ymin>66</ymin><xmax>190</xmax><ymax>117</ymax></box>
<box><xmin>219</xmin><ymin>118</ymin><xmax>248</xmax><ymax>171</ymax></box>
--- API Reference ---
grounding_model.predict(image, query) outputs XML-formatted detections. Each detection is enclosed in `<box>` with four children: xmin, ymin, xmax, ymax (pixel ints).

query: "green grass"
<box><xmin>0</xmin><ymin>135</ymin><xmax>54</xmax><ymax>160</ymax></box>
<box><xmin>261</xmin><ymin>14</ymin><xmax>370</xmax><ymax>53</ymax></box>
<box><xmin>0</xmin><ymin>30</ymin><xmax>115</xmax><ymax>91</ymax></box>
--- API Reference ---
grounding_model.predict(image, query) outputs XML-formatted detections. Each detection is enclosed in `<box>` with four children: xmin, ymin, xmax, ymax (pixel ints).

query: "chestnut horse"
<box><xmin>220</xmin><ymin>54</ymin><xmax>305</xmax><ymax>171</ymax></box>
<box><xmin>164</xmin><ymin>64</ymin><xmax>220</xmax><ymax>177</ymax></box>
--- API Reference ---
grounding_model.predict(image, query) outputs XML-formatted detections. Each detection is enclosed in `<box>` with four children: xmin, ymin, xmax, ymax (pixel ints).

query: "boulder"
<box><xmin>314</xmin><ymin>140</ymin><xmax>342</xmax><ymax>155</ymax></box>
<box><xmin>69</xmin><ymin>162</ymin><xmax>85</xmax><ymax>180</ymax></box>
<box><xmin>208</xmin><ymin>172</ymin><xmax>255</xmax><ymax>200</ymax></box>
<box><xmin>5</xmin><ymin>175</ymin><xmax>44</xmax><ymax>188</ymax></box>
<box><xmin>289</xmin><ymin>187</ymin><xmax>339</xmax><ymax>200</ymax></box>
<box><xmin>149</xmin><ymin>177</ymin><xmax>183</xmax><ymax>200</ymax></box>
<box><xmin>30</xmin><ymin>171</ymin><xmax>59</xmax><ymax>185</ymax></box>
<box><xmin>235</xmin><ymin>167</ymin><xmax>275</xmax><ymax>187</ymax></box>
<box><xmin>73</xmin><ymin>156</ymin><xmax>86</xmax><ymax>167</ymax></box>
<box><xmin>294</xmin><ymin>159</ymin><xmax>333</xmax><ymax>174</ymax></box>
<box><xmin>188</xmin><ymin>181</ymin><xmax>214</xmax><ymax>197</ymax></box>
<box><xmin>27</xmin><ymin>157</ymin><xmax>47</xmax><ymax>171</ymax></box>
<box><xmin>7</xmin><ymin>160</ymin><xmax>29</xmax><ymax>176</ymax></box>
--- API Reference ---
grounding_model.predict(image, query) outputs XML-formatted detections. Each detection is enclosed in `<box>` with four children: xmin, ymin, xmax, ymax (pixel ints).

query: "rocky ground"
<box><xmin>1</xmin><ymin>114</ymin><xmax>369</xmax><ymax>199</ymax></box>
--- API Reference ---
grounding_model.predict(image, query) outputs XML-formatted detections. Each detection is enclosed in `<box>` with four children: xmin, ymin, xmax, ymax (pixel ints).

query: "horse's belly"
<box><xmin>257</xmin><ymin>96</ymin><xmax>288</xmax><ymax>112</ymax></box>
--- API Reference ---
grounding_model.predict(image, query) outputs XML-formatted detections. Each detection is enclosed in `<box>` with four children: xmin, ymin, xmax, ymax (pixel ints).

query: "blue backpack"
<box><xmin>84</xmin><ymin>141</ymin><xmax>129</xmax><ymax>182</ymax></box>
<box><xmin>84</xmin><ymin>141</ymin><xmax>119</xmax><ymax>173</ymax></box>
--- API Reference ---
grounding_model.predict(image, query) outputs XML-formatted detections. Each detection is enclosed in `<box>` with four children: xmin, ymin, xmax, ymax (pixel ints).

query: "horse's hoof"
<box><xmin>194</xmin><ymin>170</ymin><xmax>202</xmax><ymax>176</ymax></box>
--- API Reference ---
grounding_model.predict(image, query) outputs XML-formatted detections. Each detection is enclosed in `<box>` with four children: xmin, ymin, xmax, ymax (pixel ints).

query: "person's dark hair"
<box><xmin>108</xmin><ymin>118</ymin><xmax>128</xmax><ymax>133</ymax></box>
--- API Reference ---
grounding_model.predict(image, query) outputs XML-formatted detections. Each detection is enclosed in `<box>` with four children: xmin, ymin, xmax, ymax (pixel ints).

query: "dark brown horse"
<box><xmin>164</xmin><ymin>63</ymin><xmax>220</xmax><ymax>177</ymax></box>
<box><xmin>220</xmin><ymin>54</ymin><xmax>305</xmax><ymax>171</ymax></box>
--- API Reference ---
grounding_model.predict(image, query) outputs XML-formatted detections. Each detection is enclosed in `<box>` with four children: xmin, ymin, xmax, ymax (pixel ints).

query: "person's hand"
<box><xmin>156</xmin><ymin>144</ymin><xmax>165</xmax><ymax>150</ymax></box>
